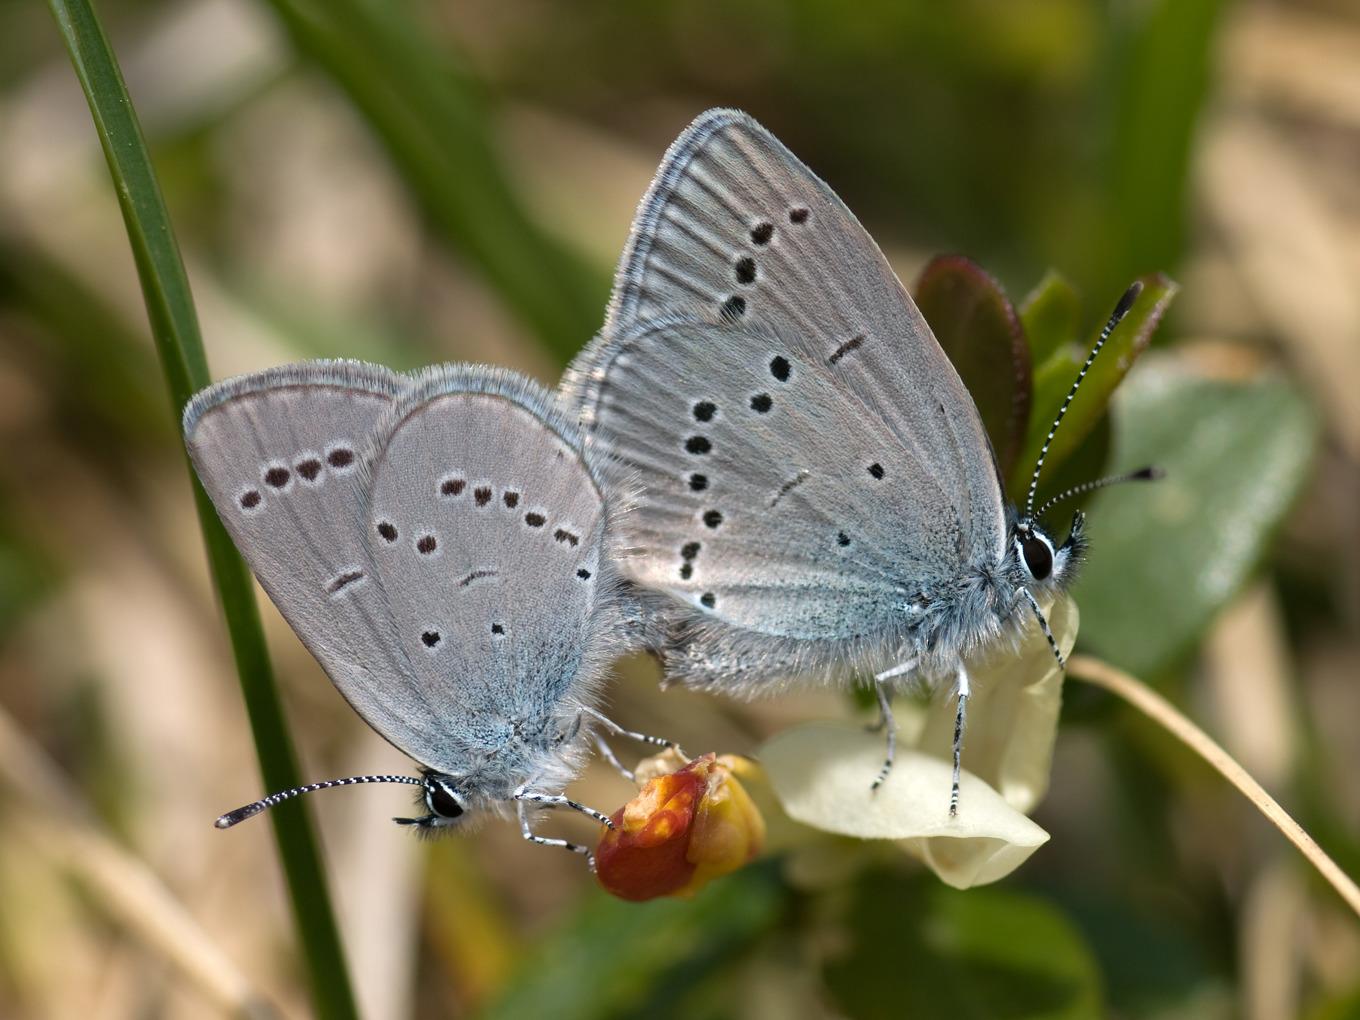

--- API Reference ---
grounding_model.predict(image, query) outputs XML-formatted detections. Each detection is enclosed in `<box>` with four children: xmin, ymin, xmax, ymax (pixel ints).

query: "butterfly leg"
<box><xmin>869</xmin><ymin>680</ymin><xmax>898</xmax><ymax>792</ymax></box>
<box><xmin>516</xmin><ymin>799</ymin><xmax>596</xmax><ymax>871</ymax></box>
<box><xmin>949</xmin><ymin>664</ymin><xmax>972</xmax><ymax>818</ymax></box>
<box><xmin>867</xmin><ymin>660</ymin><xmax>914</xmax><ymax>788</ymax></box>
<box><xmin>866</xmin><ymin>658</ymin><xmax>915</xmax><ymax>734</ymax></box>
<box><xmin>513</xmin><ymin>788</ymin><xmax>616</xmax><ymax>830</ymax></box>
<box><xmin>593</xmin><ymin>733</ymin><xmax>637</xmax><ymax>783</ymax></box>
<box><xmin>580</xmin><ymin>706</ymin><xmax>686</xmax><ymax>759</ymax></box>
<box><xmin>1020</xmin><ymin>588</ymin><xmax>1066</xmax><ymax>668</ymax></box>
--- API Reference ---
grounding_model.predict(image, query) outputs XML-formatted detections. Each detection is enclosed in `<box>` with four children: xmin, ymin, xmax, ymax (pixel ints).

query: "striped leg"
<box><xmin>868</xmin><ymin>659</ymin><xmax>914</xmax><ymax>790</ymax></box>
<box><xmin>949</xmin><ymin>664</ymin><xmax>972</xmax><ymax>818</ymax></box>
<box><xmin>516</xmin><ymin>800</ymin><xmax>595</xmax><ymax>871</ymax></box>
<box><xmin>594</xmin><ymin>733</ymin><xmax>636</xmax><ymax>783</ymax></box>
<box><xmin>513</xmin><ymin>788</ymin><xmax>615</xmax><ymax>829</ymax></box>
<box><xmin>581</xmin><ymin>706</ymin><xmax>681</xmax><ymax>756</ymax></box>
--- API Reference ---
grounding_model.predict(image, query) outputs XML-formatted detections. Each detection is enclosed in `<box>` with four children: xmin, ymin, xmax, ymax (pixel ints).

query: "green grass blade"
<box><xmin>45</xmin><ymin>3</ymin><xmax>359</xmax><ymax>1016</ymax></box>
<box><xmin>1102</xmin><ymin>0</ymin><xmax>1227</xmax><ymax>285</ymax></box>
<box><xmin>260</xmin><ymin>0</ymin><xmax>606</xmax><ymax>365</ymax></box>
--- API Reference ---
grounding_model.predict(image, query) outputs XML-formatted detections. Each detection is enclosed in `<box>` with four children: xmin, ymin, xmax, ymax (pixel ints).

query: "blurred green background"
<box><xmin>2</xmin><ymin>1</ymin><xmax>1358</xmax><ymax>1017</ymax></box>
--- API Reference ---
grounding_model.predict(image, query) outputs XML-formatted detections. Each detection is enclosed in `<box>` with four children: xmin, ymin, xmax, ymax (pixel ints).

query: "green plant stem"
<box><xmin>45</xmin><ymin>2</ymin><xmax>359</xmax><ymax>1016</ymax></box>
<box><xmin>1068</xmin><ymin>655</ymin><xmax>1360</xmax><ymax>919</ymax></box>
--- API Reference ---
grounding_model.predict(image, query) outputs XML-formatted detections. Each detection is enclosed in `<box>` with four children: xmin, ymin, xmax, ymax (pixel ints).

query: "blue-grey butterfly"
<box><xmin>562</xmin><ymin>109</ymin><xmax>1155</xmax><ymax>813</ymax></box>
<box><xmin>185</xmin><ymin>360</ymin><xmax>669</xmax><ymax>864</ymax></box>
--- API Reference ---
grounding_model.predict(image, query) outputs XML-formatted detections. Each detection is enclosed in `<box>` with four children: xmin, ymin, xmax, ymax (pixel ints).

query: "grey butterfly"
<box><xmin>562</xmin><ymin>109</ymin><xmax>1153</xmax><ymax>813</ymax></box>
<box><xmin>185</xmin><ymin>360</ymin><xmax>669</xmax><ymax>863</ymax></box>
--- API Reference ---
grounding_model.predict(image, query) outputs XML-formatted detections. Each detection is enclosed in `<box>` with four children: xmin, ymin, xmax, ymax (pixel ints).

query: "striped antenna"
<box><xmin>1023</xmin><ymin>280</ymin><xmax>1143</xmax><ymax>520</ymax></box>
<box><xmin>1032</xmin><ymin>466</ymin><xmax>1163</xmax><ymax>519</ymax></box>
<box><xmin>215</xmin><ymin>774</ymin><xmax>424</xmax><ymax>829</ymax></box>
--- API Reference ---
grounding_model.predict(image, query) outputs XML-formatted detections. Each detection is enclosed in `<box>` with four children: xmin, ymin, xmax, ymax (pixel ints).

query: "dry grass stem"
<box><xmin>1068</xmin><ymin>654</ymin><xmax>1360</xmax><ymax>920</ymax></box>
<box><xmin>0</xmin><ymin>705</ymin><xmax>276</xmax><ymax>1018</ymax></box>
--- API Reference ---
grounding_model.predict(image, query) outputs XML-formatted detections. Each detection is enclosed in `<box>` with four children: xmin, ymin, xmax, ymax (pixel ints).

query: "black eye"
<box><xmin>1021</xmin><ymin>534</ymin><xmax>1054</xmax><ymax>580</ymax></box>
<box><xmin>427</xmin><ymin>781</ymin><xmax>464</xmax><ymax>819</ymax></box>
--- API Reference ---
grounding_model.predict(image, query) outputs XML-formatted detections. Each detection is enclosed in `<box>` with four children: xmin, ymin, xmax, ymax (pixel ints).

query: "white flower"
<box><xmin>759</xmin><ymin>597</ymin><xmax>1079</xmax><ymax>889</ymax></box>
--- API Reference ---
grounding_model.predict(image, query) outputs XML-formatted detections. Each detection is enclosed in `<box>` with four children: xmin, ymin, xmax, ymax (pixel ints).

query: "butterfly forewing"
<box><xmin>564</xmin><ymin>109</ymin><xmax>1008</xmax><ymax>684</ymax></box>
<box><xmin>584</xmin><ymin>109</ymin><xmax>1002</xmax><ymax>549</ymax></box>
<box><xmin>183</xmin><ymin>361</ymin><xmax>438</xmax><ymax>755</ymax></box>
<box><xmin>364</xmin><ymin>368</ymin><xmax>610</xmax><ymax>764</ymax></box>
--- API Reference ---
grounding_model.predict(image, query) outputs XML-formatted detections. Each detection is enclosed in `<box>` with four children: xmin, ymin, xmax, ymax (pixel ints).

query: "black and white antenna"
<box><xmin>1032</xmin><ymin>466</ymin><xmax>1163</xmax><ymax>519</ymax></box>
<box><xmin>215</xmin><ymin>774</ymin><xmax>424</xmax><ymax>829</ymax></box>
<box><xmin>1023</xmin><ymin>281</ymin><xmax>1144</xmax><ymax>521</ymax></box>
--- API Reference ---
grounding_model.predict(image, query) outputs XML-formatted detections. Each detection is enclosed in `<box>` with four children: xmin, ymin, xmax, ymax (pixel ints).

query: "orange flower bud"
<box><xmin>596</xmin><ymin>753</ymin><xmax>765</xmax><ymax>902</ymax></box>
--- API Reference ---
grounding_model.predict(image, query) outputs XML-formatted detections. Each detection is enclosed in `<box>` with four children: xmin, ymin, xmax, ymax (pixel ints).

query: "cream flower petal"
<box><xmin>917</xmin><ymin>597</ymin><xmax>1079</xmax><ymax>814</ymax></box>
<box><xmin>760</xmin><ymin>722</ymin><xmax>1048</xmax><ymax>888</ymax></box>
<box><xmin>758</xmin><ymin>597</ymin><xmax>1080</xmax><ymax>889</ymax></box>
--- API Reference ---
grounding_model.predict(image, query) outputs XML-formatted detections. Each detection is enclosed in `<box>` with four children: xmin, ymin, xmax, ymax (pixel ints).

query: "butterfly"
<box><xmin>562</xmin><ymin>109</ymin><xmax>1152</xmax><ymax>813</ymax></box>
<box><xmin>185</xmin><ymin>360</ymin><xmax>670</xmax><ymax>864</ymax></box>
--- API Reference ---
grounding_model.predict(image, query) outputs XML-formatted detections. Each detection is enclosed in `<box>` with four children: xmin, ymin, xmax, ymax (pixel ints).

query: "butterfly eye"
<box><xmin>426</xmin><ymin>780</ymin><xmax>465</xmax><ymax>819</ymax></box>
<box><xmin>1021</xmin><ymin>533</ymin><xmax>1054</xmax><ymax>581</ymax></box>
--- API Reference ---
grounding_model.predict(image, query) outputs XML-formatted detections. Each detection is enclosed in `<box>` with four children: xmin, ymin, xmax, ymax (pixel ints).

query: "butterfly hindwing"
<box><xmin>363</xmin><ymin>367</ymin><xmax>615</xmax><ymax>764</ymax></box>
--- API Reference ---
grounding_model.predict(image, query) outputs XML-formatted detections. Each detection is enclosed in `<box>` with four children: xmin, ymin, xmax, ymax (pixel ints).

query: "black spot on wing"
<box><xmin>327</xmin><ymin>570</ymin><xmax>364</xmax><ymax>594</ymax></box>
<box><xmin>828</xmin><ymin>335</ymin><xmax>865</xmax><ymax>365</ymax></box>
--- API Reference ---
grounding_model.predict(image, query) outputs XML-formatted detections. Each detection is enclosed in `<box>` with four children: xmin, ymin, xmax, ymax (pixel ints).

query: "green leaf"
<box><xmin>1011</xmin><ymin>274</ymin><xmax>1176</xmax><ymax>502</ymax></box>
<box><xmin>44</xmin><ymin>3</ymin><xmax>358</xmax><ymax>1017</ymax></box>
<box><xmin>1019</xmin><ymin>270</ymin><xmax>1080</xmax><ymax>366</ymax></box>
<box><xmin>1101</xmin><ymin>0</ymin><xmax>1228</xmax><ymax>287</ymax></box>
<box><xmin>258</xmin><ymin>0</ymin><xmax>605</xmax><ymax>364</ymax></box>
<box><xmin>1307</xmin><ymin>983</ymin><xmax>1360</xmax><ymax>1020</ymax></box>
<box><xmin>825</xmin><ymin>870</ymin><xmax>1103</xmax><ymax>1019</ymax></box>
<box><xmin>916</xmin><ymin>255</ymin><xmax>1032</xmax><ymax>480</ymax></box>
<box><xmin>478</xmin><ymin>865</ymin><xmax>786</xmax><ymax>1020</ymax></box>
<box><xmin>1049</xmin><ymin>888</ymin><xmax>1228</xmax><ymax>1020</ymax></box>
<box><xmin>1074</xmin><ymin>359</ymin><xmax>1319</xmax><ymax>677</ymax></box>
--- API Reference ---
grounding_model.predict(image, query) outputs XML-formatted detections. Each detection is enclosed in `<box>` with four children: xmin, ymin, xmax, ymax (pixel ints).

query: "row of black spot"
<box><xmin>438</xmin><ymin>476</ymin><xmax>520</xmax><ymax>509</ymax></box>
<box><xmin>435</xmin><ymin>476</ymin><xmax>581</xmax><ymax>546</ymax></box>
<box><xmin>747</xmin><ymin>207</ymin><xmax>808</xmax><ymax>249</ymax></box>
<box><xmin>239</xmin><ymin>446</ymin><xmax>356</xmax><ymax>510</ymax></box>
<box><xmin>372</xmin><ymin>516</ymin><xmax>582</xmax><ymax>552</ymax></box>
<box><xmin>679</xmin><ymin>353</ymin><xmax>797</xmax><ymax>546</ymax></box>
<box><xmin>683</xmin><ymin>353</ymin><xmax>794</xmax><ymax>457</ymax></box>
<box><xmin>420</xmin><ymin>620</ymin><xmax>506</xmax><ymax>651</ymax></box>
<box><xmin>674</xmin><ymin>543</ymin><xmax>716</xmax><ymax>607</ymax></box>
<box><xmin>718</xmin><ymin>207</ymin><xmax>810</xmax><ymax>322</ymax></box>
<box><xmin>691</xmin><ymin>392</ymin><xmax>772</xmax><ymax>423</ymax></box>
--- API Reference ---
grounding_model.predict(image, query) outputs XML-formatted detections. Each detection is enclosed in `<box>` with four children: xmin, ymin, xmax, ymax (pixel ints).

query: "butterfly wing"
<box><xmin>564</xmin><ymin>109</ymin><xmax>1007</xmax><ymax>687</ymax></box>
<box><xmin>183</xmin><ymin>361</ymin><xmax>443</xmax><ymax>758</ymax></box>
<box><xmin>362</xmin><ymin>366</ymin><xmax>615</xmax><ymax>776</ymax></box>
